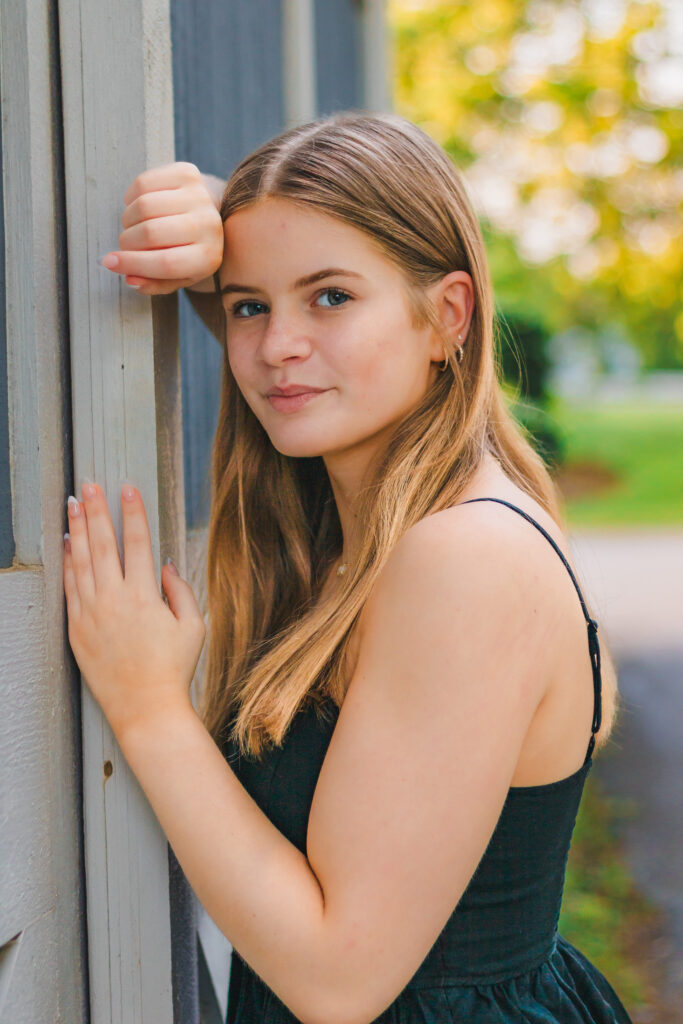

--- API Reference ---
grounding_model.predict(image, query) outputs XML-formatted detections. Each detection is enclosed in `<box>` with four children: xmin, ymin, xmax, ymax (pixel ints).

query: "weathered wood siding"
<box><xmin>0</xmin><ymin>83</ymin><xmax>13</xmax><ymax>569</ymax></box>
<box><xmin>57</xmin><ymin>0</ymin><xmax>189</xmax><ymax>1020</ymax></box>
<box><xmin>0</xmin><ymin>0</ymin><xmax>87</xmax><ymax>1020</ymax></box>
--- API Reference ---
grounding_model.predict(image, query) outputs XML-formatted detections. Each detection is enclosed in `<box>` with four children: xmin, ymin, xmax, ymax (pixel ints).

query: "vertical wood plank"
<box><xmin>362</xmin><ymin>0</ymin><xmax>392</xmax><ymax>112</ymax></box>
<box><xmin>0</xmin><ymin>0</ymin><xmax>88</xmax><ymax>1019</ymax></box>
<box><xmin>283</xmin><ymin>0</ymin><xmax>317</xmax><ymax>126</ymax></box>
<box><xmin>57</xmin><ymin>0</ymin><xmax>184</xmax><ymax>1020</ymax></box>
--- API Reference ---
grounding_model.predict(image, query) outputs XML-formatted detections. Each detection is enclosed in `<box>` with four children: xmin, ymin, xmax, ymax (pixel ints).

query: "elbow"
<box><xmin>298</xmin><ymin>1004</ymin><xmax>367</xmax><ymax>1024</ymax></box>
<box><xmin>295</xmin><ymin>983</ymin><xmax>387</xmax><ymax>1024</ymax></box>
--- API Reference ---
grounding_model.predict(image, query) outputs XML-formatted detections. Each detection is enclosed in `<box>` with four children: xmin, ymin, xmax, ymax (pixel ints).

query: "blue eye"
<box><xmin>231</xmin><ymin>300</ymin><xmax>268</xmax><ymax>318</ymax></box>
<box><xmin>316</xmin><ymin>288</ymin><xmax>351</xmax><ymax>308</ymax></box>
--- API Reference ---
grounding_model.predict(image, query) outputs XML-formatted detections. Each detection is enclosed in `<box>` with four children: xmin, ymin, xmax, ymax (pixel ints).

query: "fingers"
<box><xmin>66</xmin><ymin>495</ymin><xmax>97</xmax><ymax>607</ymax></box>
<box><xmin>162</xmin><ymin>562</ymin><xmax>206</xmax><ymax>634</ymax></box>
<box><xmin>78</xmin><ymin>482</ymin><xmax>125</xmax><ymax>591</ymax></box>
<box><xmin>102</xmin><ymin>164</ymin><xmax>224</xmax><ymax>290</ymax></box>
<box><xmin>119</xmin><ymin>211</ymin><xmax>212</xmax><ymax>253</ymax></box>
<box><xmin>120</xmin><ymin>484</ymin><xmax>158</xmax><ymax>591</ymax></box>
<box><xmin>63</xmin><ymin>534</ymin><xmax>81</xmax><ymax>619</ymax></box>
<box><xmin>121</xmin><ymin>185</ymin><xmax>207</xmax><ymax>230</ymax></box>
<box><xmin>122</xmin><ymin>161</ymin><xmax>201</xmax><ymax>207</ymax></box>
<box><xmin>100</xmin><ymin>243</ymin><xmax>219</xmax><ymax>282</ymax></box>
<box><xmin>123</xmin><ymin>276</ymin><xmax>200</xmax><ymax>296</ymax></box>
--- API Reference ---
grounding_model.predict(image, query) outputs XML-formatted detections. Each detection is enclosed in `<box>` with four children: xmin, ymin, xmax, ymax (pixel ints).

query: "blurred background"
<box><xmin>387</xmin><ymin>1</ymin><xmax>682</xmax><ymax>1019</ymax></box>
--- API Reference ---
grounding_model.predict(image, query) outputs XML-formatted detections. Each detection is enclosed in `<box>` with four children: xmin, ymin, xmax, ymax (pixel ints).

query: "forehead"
<box><xmin>221</xmin><ymin>197</ymin><xmax>394</xmax><ymax>281</ymax></box>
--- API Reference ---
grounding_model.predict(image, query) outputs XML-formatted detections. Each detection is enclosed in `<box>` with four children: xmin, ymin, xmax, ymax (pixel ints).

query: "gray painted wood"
<box><xmin>0</xmin><ymin>560</ymin><xmax>86</xmax><ymax>1013</ymax></box>
<box><xmin>57</xmin><ymin>0</ymin><xmax>187</xmax><ymax>1020</ymax></box>
<box><xmin>361</xmin><ymin>0</ymin><xmax>391</xmax><ymax>111</ymax></box>
<box><xmin>0</xmin><ymin>76</ymin><xmax>13</xmax><ymax>569</ymax></box>
<box><xmin>283</xmin><ymin>0</ymin><xmax>317</xmax><ymax>125</ymax></box>
<box><xmin>0</xmin><ymin>0</ymin><xmax>87</xmax><ymax>1020</ymax></box>
<box><xmin>315</xmin><ymin>0</ymin><xmax>363</xmax><ymax>115</ymax></box>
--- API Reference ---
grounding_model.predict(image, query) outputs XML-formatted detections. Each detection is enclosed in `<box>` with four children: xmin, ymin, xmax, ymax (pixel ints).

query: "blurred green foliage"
<box><xmin>390</xmin><ymin>0</ymin><xmax>683</xmax><ymax>369</ymax></box>
<box><xmin>561</xmin><ymin>777</ymin><xmax>661</xmax><ymax>1014</ymax></box>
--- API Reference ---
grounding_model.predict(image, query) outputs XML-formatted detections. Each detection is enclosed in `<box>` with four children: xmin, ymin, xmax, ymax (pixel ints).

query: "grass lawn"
<box><xmin>547</xmin><ymin>399</ymin><xmax>683</xmax><ymax>528</ymax></box>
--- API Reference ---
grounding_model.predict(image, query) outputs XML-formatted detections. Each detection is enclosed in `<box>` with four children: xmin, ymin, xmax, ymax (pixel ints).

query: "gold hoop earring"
<box><xmin>439</xmin><ymin>332</ymin><xmax>465</xmax><ymax>372</ymax></box>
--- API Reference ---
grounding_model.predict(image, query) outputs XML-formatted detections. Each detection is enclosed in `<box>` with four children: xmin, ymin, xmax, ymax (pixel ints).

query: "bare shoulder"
<box><xmin>351</xmin><ymin>483</ymin><xmax>610</xmax><ymax>783</ymax></box>
<box><xmin>364</xmin><ymin>491</ymin><xmax>570</xmax><ymax>639</ymax></box>
<box><xmin>354</xmin><ymin>491</ymin><xmax>568</xmax><ymax>725</ymax></box>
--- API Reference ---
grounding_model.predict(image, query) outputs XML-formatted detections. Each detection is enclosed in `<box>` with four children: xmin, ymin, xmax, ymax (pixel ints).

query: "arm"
<box><xmin>63</xmin><ymin>487</ymin><xmax>553</xmax><ymax>1024</ymax></box>
<box><xmin>100</xmin><ymin>162</ymin><xmax>225</xmax><ymax>298</ymax></box>
<box><xmin>100</xmin><ymin>162</ymin><xmax>227</xmax><ymax>342</ymax></box>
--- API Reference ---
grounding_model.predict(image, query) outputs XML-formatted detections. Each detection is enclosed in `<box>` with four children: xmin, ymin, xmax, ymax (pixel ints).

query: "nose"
<box><xmin>258</xmin><ymin>310</ymin><xmax>313</xmax><ymax>366</ymax></box>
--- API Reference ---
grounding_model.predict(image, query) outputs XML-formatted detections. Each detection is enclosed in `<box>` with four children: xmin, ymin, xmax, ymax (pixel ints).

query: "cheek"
<box><xmin>225</xmin><ymin>336</ymin><xmax>253</xmax><ymax>388</ymax></box>
<box><xmin>343</xmin><ymin>314</ymin><xmax>426</xmax><ymax>402</ymax></box>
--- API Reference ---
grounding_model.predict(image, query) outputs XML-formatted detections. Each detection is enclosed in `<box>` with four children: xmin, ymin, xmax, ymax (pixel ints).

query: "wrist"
<box><xmin>201</xmin><ymin>172</ymin><xmax>227</xmax><ymax>212</ymax></box>
<box><xmin>113</xmin><ymin>697</ymin><xmax>198</xmax><ymax>754</ymax></box>
<box><xmin>185</xmin><ymin>273</ymin><xmax>218</xmax><ymax>294</ymax></box>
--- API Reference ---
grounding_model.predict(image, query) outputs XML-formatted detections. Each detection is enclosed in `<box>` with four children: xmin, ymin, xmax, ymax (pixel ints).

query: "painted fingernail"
<box><xmin>67</xmin><ymin>496</ymin><xmax>81</xmax><ymax>517</ymax></box>
<box><xmin>98</xmin><ymin>253</ymin><xmax>119</xmax><ymax>270</ymax></box>
<box><xmin>165</xmin><ymin>557</ymin><xmax>179</xmax><ymax>576</ymax></box>
<box><xmin>122</xmin><ymin>483</ymin><xmax>136</xmax><ymax>502</ymax></box>
<box><xmin>81</xmin><ymin>479</ymin><xmax>96</xmax><ymax>500</ymax></box>
<box><xmin>64</xmin><ymin>533</ymin><xmax>71</xmax><ymax>553</ymax></box>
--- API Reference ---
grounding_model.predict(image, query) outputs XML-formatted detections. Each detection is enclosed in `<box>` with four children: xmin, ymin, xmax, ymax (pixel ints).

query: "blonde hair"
<box><xmin>200</xmin><ymin>111</ymin><xmax>568</xmax><ymax>757</ymax></box>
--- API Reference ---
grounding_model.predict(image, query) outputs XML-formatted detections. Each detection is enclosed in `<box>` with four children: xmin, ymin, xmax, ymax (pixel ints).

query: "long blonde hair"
<box><xmin>200</xmin><ymin>111</ymin><xmax>566</xmax><ymax>757</ymax></box>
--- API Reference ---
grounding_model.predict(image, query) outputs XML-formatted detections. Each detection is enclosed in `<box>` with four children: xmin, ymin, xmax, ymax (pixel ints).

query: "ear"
<box><xmin>426</xmin><ymin>271</ymin><xmax>474</xmax><ymax>363</ymax></box>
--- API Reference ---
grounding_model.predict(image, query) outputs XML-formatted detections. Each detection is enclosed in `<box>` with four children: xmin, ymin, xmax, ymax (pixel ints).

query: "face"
<box><xmin>218</xmin><ymin>197</ymin><xmax>444</xmax><ymax>463</ymax></box>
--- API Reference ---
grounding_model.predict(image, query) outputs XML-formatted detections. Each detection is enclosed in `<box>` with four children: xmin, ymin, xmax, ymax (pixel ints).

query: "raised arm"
<box><xmin>100</xmin><ymin>162</ymin><xmax>227</xmax><ymax>342</ymax></box>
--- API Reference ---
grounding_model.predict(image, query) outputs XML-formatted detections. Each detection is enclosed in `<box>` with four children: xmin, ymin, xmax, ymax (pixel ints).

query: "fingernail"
<box><xmin>80</xmin><ymin>479</ymin><xmax>96</xmax><ymax>500</ymax></box>
<box><xmin>165</xmin><ymin>557</ymin><xmax>179</xmax><ymax>576</ymax></box>
<box><xmin>67</xmin><ymin>496</ymin><xmax>81</xmax><ymax>517</ymax></box>
<box><xmin>126</xmin><ymin>283</ymin><xmax>141</xmax><ymax>290</ymax></box>
<box><xmin>64</xmin><ymin>532</ymin><xmax>71</xmax><ymax>553</ymax></box>
<box><xmin>122</xmin><ymin>483</ymin><xmax>136</xmax><ymax>502</ymax></box>
<box><xmin>98</xmin><ymin>253</ymin><xmax>119</xmax><ymax>270</ymax></box>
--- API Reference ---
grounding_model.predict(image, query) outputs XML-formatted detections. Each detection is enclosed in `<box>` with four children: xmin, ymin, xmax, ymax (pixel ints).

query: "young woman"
<box><xmin>65</xmin><ymin>112</ymin><xmax>633</xmax><ymax>1023</ymax></box>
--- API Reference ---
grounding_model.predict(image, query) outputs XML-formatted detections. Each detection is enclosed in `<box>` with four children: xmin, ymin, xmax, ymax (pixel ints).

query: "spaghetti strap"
<box><xmin>457</xmin><ymin>497</ymin><xmax>603</xmax><ymax>762</ymax></box>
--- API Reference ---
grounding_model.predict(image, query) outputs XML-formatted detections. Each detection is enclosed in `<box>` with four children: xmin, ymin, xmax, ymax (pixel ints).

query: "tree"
<box><xmin>390</xmin><ymin>0</ymin><xmax>683</xmax><ymax>369</ymax></box>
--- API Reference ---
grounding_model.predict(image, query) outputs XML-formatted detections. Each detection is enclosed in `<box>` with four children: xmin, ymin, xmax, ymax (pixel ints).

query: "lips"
<box><xmin>265</xmin><ymin>388</ymin><xmax>328</xmax><ymax>413</ymax></box>
<box><xmin>265</xmin><ymin>385</ymin><xmax>327</xmax><ymax>397</ymax></box>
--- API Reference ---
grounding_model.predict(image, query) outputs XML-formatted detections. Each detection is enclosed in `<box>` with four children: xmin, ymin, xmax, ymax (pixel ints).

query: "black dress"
<box><xmin>221</xmin><ymin>498</ymin><xmax>633</xmax><ymax>1023</ymax></box>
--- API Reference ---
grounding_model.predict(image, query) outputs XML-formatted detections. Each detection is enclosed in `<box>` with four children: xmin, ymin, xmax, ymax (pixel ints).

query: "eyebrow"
<box><xmin>219</xmin><ymin>267</ymin><xmax>364</xmax><ymax>296</ymax></box>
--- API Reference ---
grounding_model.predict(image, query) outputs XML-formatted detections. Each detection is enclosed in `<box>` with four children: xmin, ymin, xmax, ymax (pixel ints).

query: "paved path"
<box><xmin>568</xmin><ymin>529</ymin><xmax>683</xmax><ymax>999</ymax></box>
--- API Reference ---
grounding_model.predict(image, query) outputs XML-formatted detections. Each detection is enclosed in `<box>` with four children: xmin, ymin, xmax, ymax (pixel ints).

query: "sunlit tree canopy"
<box><xmin>390</xmin><ymin>0</ymin><xmax>683</xmax><ymax>368</ymax></box>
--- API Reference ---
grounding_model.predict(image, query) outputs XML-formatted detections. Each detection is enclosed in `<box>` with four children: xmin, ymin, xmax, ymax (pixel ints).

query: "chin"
<box><xmin>264</xmin><ymin>425</ymin><xmax>349</xmax><ymax>460</ymax></box>
<box><xmin>268</xmin><ymin>442</ymin><xmax>320</xmax><ymax>459</ymax></box>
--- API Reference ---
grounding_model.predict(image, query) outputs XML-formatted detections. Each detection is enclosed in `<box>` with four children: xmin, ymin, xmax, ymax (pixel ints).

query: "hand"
<box><xmin>63</xmin><ymin>481</ymin><xmax>206</xmax><ymax>740</ymax></box>
<box><xmin>100</xmin><ymin>162</ymin><xmax>224</xmax><ymax>295</ymax></box>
